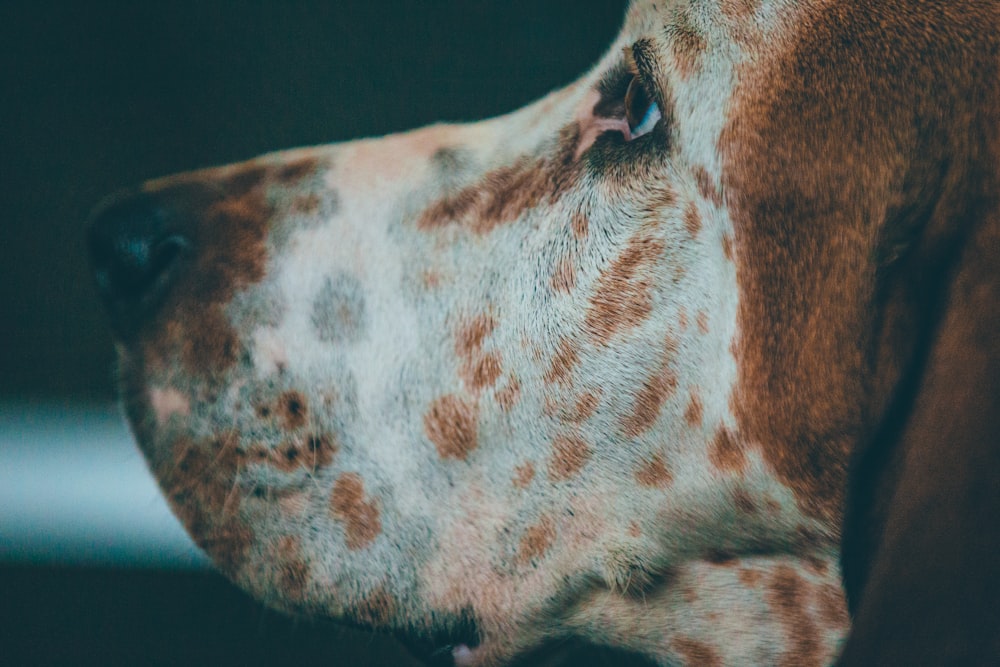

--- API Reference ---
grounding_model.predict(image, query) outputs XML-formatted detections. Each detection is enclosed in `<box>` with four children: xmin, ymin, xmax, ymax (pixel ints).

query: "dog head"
<box><xmin>88</xmin><ymin>1</ymin><xmax>997</xmax><ymax>664</ymax></box>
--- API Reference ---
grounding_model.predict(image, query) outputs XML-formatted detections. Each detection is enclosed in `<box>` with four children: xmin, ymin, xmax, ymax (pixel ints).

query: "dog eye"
<box><xmin>624</xmin><ymin>75</ymin><xmax>661</xmax><ymax>139</ymax></box>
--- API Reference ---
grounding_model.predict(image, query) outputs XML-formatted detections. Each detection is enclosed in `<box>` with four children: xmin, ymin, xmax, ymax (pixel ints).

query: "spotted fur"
<box><xmin>91</xmin><ymin>1</ymin><xmax>999</xmax><ymax>665</ymax></box>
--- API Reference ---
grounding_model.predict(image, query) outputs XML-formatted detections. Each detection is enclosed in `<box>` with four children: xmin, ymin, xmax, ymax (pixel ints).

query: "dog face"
<box><xmin>87</xmin><ymin>1</ymin><xmax>875</xmax><ymax>664</ymax></box>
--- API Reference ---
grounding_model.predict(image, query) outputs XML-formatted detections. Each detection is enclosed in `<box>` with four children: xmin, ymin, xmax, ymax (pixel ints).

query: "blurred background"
<box><xmin>0</xmin><ymin>1</ymin><xmax>657</xmax><ymax>665</ymax></box>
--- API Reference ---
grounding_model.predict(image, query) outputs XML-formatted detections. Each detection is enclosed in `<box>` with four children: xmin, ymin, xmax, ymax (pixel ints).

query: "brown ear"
<box><xmin>837</xmin><ymin>39</ymin><xmax>1000</xmax><ymax>665</ymax></box>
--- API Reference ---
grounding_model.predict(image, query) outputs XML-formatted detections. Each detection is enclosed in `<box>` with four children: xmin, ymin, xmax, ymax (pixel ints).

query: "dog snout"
<box><xmin>86</xmin><ymin>189</ymin><xmax>192</xmax><ymax>337</ymax></box>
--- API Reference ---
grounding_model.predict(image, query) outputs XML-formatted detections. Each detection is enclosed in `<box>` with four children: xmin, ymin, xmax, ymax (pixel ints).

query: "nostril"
<box><xmin>87</xmin><ymin>190</ymin><xmax>192</xmax><ymax>336</ymax></box>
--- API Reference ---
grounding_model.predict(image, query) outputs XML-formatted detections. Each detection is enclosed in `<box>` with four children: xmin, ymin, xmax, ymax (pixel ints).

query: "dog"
<box><xmin>87</xmin><ymin>1</ymin><xmax>999</xmax><ymax>664</ymax></box>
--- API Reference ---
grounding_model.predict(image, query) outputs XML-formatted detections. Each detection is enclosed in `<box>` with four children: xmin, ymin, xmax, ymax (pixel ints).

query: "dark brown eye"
<box><xmin>624</xmin><ymin>75</ymin><xmax>661</xmax><ymax>139</ymax></box>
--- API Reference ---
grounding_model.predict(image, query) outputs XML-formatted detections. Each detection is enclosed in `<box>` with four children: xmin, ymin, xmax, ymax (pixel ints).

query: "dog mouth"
<box><xmin>392</xmin><ymin>615</ymin><xmax>482</xmax><ymax>666</ymax></box>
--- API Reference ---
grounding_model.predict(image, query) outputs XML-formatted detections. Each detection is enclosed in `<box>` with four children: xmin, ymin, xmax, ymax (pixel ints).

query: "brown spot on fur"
<box><xmin>674</xmin><ymin>636</ymin><xmax>721</xmax><ymax>667</ymax></box>
<box><xmin>571</xmin><ymin>390</ymin><xmax>601</xmax><ymax>423</ymax></box>
<box><xmin>683</xmin><ymin>201</ymin><xmax>701</xmax><ymax>237</ymax></box>
<box><xmin>275</xmin><ymin>156</ymin><xmax>319</xmax><ymax>183</ymax></box>
<box><xmin>512</xmin><ymin>462</ymin><xmax>536</xmax><ymax>489</ymax></box>
<box><xmin>739</xmin><ymin>568</ymin><xmax>762</xmax><ymax>587</ymax></box>
<box><xmin>584</xmin><ymin>231</ymin><xmax>666</xmax><ymax>344</ymax></box>
<box><xmin>551</xmin><ymin>255</ymin><xmax>576</xmax><ymax>293</ymax></box>
<box><xmin>722</xmin><ymin>233</ymin><xmax>734</xmax><ymax>261</ymax></box>
<box><xmin>542</xmin><ymin>394</ymin><xmax>560</xmax><ymax>418</ymax></box>
<box><xmin>678</xmin><ymin>307</ymin><xmax>689</xmax><ymax>331</ymax></box>
<box><xmin>544</xmin><ymin>338</ymin><xmax>580</xmax><ymax>385</ymax></box>
<box><xmin>456</xmin><ymin>314</ymin><xmax>502</xmax><ymax>391</ymax></box>
<box><xmin>516</xmin><ymin>516</ymin><xmax>556</xmax><ymax>565</ymax></box>
<box><xmin>417</xmin><ymin>126</ymin><xmax>581</xmax><ymax>234</ymax></box>
<box><xmin>456</xmin><ymin>314</ymin><xmax>496</xmax><ymax>358</ymax></box>
<box><xmin>465</xmin><ymin>353</ymin><xmax>503</xmax><ymax>391</ymax></box>
<box><xmin>291</xmin><ymin>193</ymin><xmax>320</xmax><ymax>214</ymax></box>
<box><xmin>668</xmin><ymin>14</ymin><xmax>706</xmax><ymax>81</ymax></box>
<box><xmin>330</xmin><ymin>473</ymin><xmax>382</xmax><ymax>551</ymax></box>
<box><xmin>275</xmin><ymin>536</ymin><xmax>309</xmax><ymax>599</ymax></box>
<box><xmin>635</xmin><ymin>453</ymin><xmax>673</xmax><ymax>488</ymax></box>
<box><xmin>622</xmin><ymin>337</ymin><xmax>679</xmax><ymax>438</ymax></box>
<box><xmin>354</xmin><ymin>587</ymin><xmax>397</xmax><ymax>628</ymax></box>
<box><xmin>805</xmin><ymin>556</ymin><xmax>829</xmax><ymax>576</ymax></box>
<box><xmin>816</xmin><ymin>582</ymin><xmax>848</xmax><ymax>628</ymax></box>
<box><xmin>767</xmin><ymin>565</ymin><xmax>821</xmax><ymax>667</ymax></box>
<box><xmin>424</xmin><ymin>395</ymin><xmax>478</xmax><ymax>460</ymax></box>
<box><xmin>279</xmin><ymin>391</ymin><xmax>308</xmax><ymax>430</ymax></box>
<box><xmin>709</xmin><ymin>426</ymin><xmax>746</xmax><ymax>472</ymax></box>
<box><xmin>733</xmin><ymin>488</ymin><xmax>758</xmax><ymax>514</ymax></box>
<box><xmin>305</xmin><ymin>433</ymin><xmax>337</xmax><ymax>465</ymax></box>
<box><xmin>571</xmin><ymin>211</ymin><xmax>589</xmax><ymax>239</ymax></box>
<box><xmin>684</xmin><ymin>390</ymin><xmax>703</xmax><ymax>427</ymax></box>
<box><xmin>160</xmin><ymin>434</ymin><xmax>253</xmax><ymax>575</ymax></box>
<box><xmin>696</xmin><ymin>311</ymin><xmax>710</xmax><ymax>334</ymax></box>
<box><xmin>548</xmin><ymin>434</ymin><xmax>591</xmax><ymax>480</ymax></box>
<box><xmin>628</xmin><ymin>521</ymin><xmax>642</xmax><ymax>538</ymax></box>
<box><xmin>694</xmin><ymin>165</ymin><xmax>723</xmax><ymax>207</ymax></box>
<box><xmin>180</xmin><ymin>307</ymin><xmax>240</xmax><ymax>372</ymax></box>
<box><xmin>721</xmin><ymin>0</ymin><xmax>759</xmax><ymax>20</ymax></box>
<box><xmin>495</xmin><ymin>377</ymin><xmax>521</xmax><ymax>412</ymax></box>
<box><xmin>249</xmin><ymin>432</ymin><xmax>336</xmax><ymax>473</ymax></box>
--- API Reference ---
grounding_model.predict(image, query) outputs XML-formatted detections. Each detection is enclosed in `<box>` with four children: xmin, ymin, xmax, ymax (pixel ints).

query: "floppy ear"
<box><xmin>837</xmin><ymin>56</ymin><xmax>1000</xmax><ymax>665</ymax></box>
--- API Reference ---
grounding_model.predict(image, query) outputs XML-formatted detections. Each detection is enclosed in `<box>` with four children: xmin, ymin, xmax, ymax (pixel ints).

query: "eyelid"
<box><xmin>623</xmin><ymin>39</ymin><xmax>668</xmax><ymax>112</ymax></box>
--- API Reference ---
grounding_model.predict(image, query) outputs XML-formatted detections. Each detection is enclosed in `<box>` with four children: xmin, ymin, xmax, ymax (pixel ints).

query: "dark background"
<box><xmin>1</xmin><ymin>0</ymin><xmax>628</xmax><ymax>400</ymax></box>
<box><xmin>0</xmin><ymin>2</ymin><xmax>654</xmax><ymax>665</ymax></box>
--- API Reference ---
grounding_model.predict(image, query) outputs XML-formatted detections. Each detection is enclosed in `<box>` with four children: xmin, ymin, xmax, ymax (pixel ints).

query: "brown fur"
<box><xmin>635</xmin><ymin>453</ymin><xmax>673</xmax><ymax>488</ymax></box>
<box><xmin>274</xmin><ymin>536</ymin><xmax>309</xmax><ymax>600</ymax></box>
<box><xmin>683</xmin><ymin>390</ymin><xmax>703</xmax><ymax>427</ymax></box>
<box><xmin>719</xmin><ymin>0</ymin><xmax>999</xmax><ymax>660</ymax></box>
<box><xmin>682</xmin><ymin>201</ymin><xmax>701</xmax><ymax>238</ymax></box>
<box><xmin>767</xmin><ymin>566</ymin><xmax>821</xmax><ymax>667</ymax></box>
<box><xmin>248</xmin><ymin>432</ymin><xmax>337</xmax><ymax>473</ymax></box>
<box><xmin>495</xmin><ymin>377</ymin><xmax>521</xmax><ymax>412</ymax></box>
<box><xmin>424</xmin><ymin>395</ymin><xmax>479</xmax><ymax>460</ymax></box>
<box><xmin>693</xmin><ymin>165</ymin><xmax>722</xmax><ymax>208</ymax></box>
<box><xmin>621</xmin><ymin>336</ymin><xmax>679</xmax><ymax>438</ymax></box>
<box><xmin>330</xmin><ymin>473</ymin><xmax>382</xmax><ymax>551</ymax></box>
<box><xmin>516</xmin><ymin>516</ymin><xmax>556</xmax><ymax>565</ymax></box>
<box><xmin>160</xmin><ymin>434</ymin><xmax>253</xmax><ymax>576</ymax></box>
<box><xmin>583</xmin><ymin>231</ymin><xmax>666</xmax><ymax>344</ymax></box>
<box><xmin>547</xmin><ymin>434</ymin><xmax>591</xmax><ymax>481</ymax></box>
<box><xmin>667</xmin><ymin>12</ymin><xmax>706</xmax><ymax>81</ymax></box>
<box><xmin>278</xmin><ymin>390</ymin><xmax>308</xmax><ymax>430</ymax></box>
<box><xmin>417</xmin><ymin>127</ymin><xmax>581</xmax><ymax>234</ymax></box>
<box><xmin>512</xmin><ymin>462</ymin><xmax>535</xmax><ymax>489</ymax></box>
<box><xmin>354</xmin><ymin>587</ymin><xmax>398</xmax><ymax>629</ymax></box>
<box><xmin>140</xmin><ymin>167</ymin><xmax>272</xmax><ymax>374</ymax></box>
<box><xmin>708</xmin><ymin>426</ymin><xmax>744</xmax><ymax>473</ymax></box>
<box><xmin>674</xmin><ymin>636</ymin><xmax>721</xmax><ymax>667</ymax></box>
<box><xmin>551</xmin><ymin>255</ymin><xmax>577</xmax><ymax>294</ymax></box>
<box><xmin>544</xmin><ymin>339</ymin><xmax>580</xmax><ymax>386</ymax></box>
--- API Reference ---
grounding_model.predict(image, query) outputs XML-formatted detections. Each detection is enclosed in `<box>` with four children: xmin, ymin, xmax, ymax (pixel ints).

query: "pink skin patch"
<box><xmin>574</xmin><ymin>89</ymin><xmax>631</xmax><ymax>159</ymax></box>
<box><xmin>149</xmin><ymin>387</ymin><xmax>190</xmax><ymax>425</ymax></box>
<box><xmin>452</xmin><ymin>644</ymin><xmax>482</xmax><ymax>667</ymax></box>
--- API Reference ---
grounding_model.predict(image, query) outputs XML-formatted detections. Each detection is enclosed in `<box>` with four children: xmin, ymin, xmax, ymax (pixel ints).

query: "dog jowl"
<box><xmin>82</xmin><ymin>1</ymin><xmax>983</xmax><ymax>664</ymax></box>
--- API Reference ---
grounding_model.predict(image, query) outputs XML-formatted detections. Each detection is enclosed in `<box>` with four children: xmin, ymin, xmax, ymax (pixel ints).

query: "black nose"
<box><xmin>86</xmin><ymin>190</ymin><xmax>191</xmax><ymax>337</ymax></box>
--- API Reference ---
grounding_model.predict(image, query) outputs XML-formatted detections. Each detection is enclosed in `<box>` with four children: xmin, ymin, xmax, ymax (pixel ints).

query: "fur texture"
<box><xmin>90</xmin><ymin>1</ymin><xmax>998</xmax><ymax>664</ymax></box>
